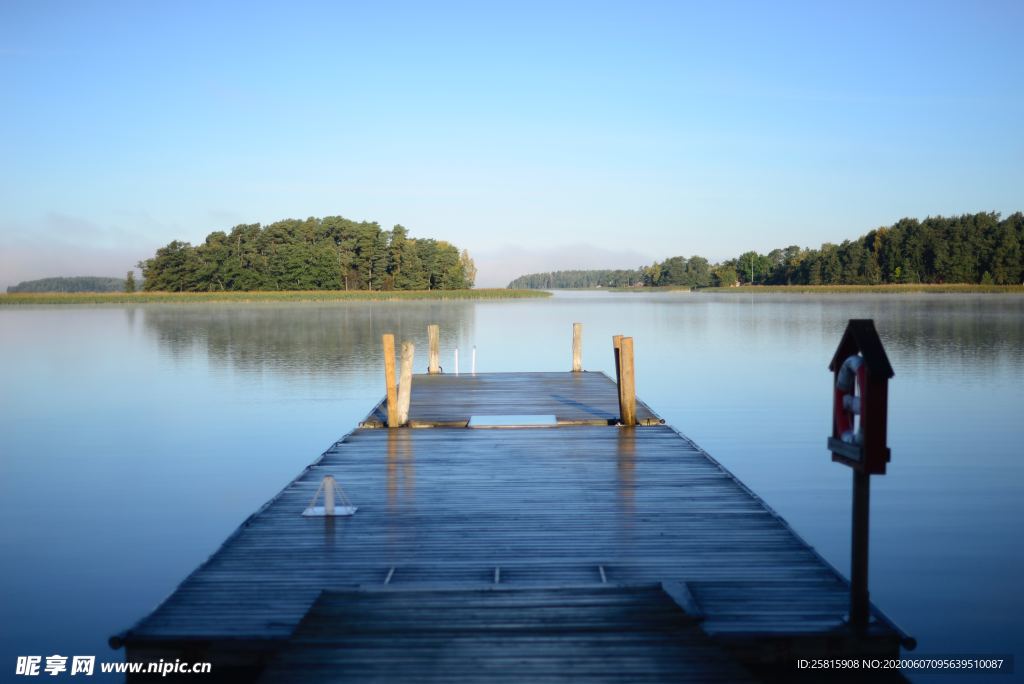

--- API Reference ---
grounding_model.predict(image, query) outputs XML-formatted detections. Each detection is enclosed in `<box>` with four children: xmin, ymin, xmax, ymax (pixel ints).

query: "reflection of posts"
<box><xmin>383</xmin><ymin>334</ymin><xmax>399</xmax><ymax>427</ymax></box>
<box><xmin>427</xmin><ymin>324</ymin><xmax>440</xmax><ymax>374</ymax></box>
<box><xmin>387</xmin><ymin>431</ymin><xmax>398</xmax><ymax>506</ymax></box>
<box><xmin>617</xmin><ymin>428</ymin><xmax>636</xmax><ymax>515</ymax></box>
<box><xmin>397</xmin><ymin>342</ymin><xmax>414</xmax><ymax>426</ymax></box>
<box><xmin>572</xmin><ymin>322</ymin><xmax>583</xmax><ymax>372</ymax></box>
<box><xmin>386</xmin><ymin>430</ymin><xmax>416</xmax><ymax>510</ymax></box>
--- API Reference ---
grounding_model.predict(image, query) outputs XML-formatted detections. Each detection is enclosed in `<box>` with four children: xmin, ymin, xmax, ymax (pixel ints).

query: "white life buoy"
<box><xmin>834</xmin><ymin>354</ymin><xmax>866</xmax><ymax>445</ymax></box>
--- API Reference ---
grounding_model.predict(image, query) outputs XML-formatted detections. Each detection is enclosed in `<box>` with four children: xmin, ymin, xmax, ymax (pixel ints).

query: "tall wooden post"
<box><xmin>827</xmin><ymin>319</ymin><xmax>894</xmax><ymax>636</ymax></box>
<box><xmin>382</xmin><ymin>334</ymin><xmax>399</xmax><ymax>427</ymax></box>
<box><xmin>427</xmin><ymin>324</ymin><xmax>440</xmax><ymax>374</ymax></box>
<box><xmin>850</xmin><ymin>470</ymin><xmax>871</xmax><ymax>633</ymax></box>
<box><xmin>397</xmin><ymin>341</ymin><xmax>415</xmax><ymax>427</ymax></box>
<box><xmin>572</xmin><ymin>323</ymin><xmax>583</xmax><ymax>372</ymax></box>
<box><xmin>619</xmin><ymin>337</ymin><xmax>636</xmax><ymax>426</ymax></box>
<box><xmin>612</xmin><ymin>335</ymin><xmax>623</xmax><ymax>421</ymax></box>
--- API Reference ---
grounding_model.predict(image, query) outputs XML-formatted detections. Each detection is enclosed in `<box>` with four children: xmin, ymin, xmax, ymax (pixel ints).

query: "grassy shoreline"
<box><xmin>0</xmin><ymin>289</ymin><xmax>550</xmax><ymax>305</ymax></box>
<box><xmin>604</xmin><ymin>284</ymin><xmax>1024</xmax><ymax>294</ymax></box>
<box><xmin>698</xmin><ymin>284</ymin><xmax>1024</xmax><ymax>294</ymax></box>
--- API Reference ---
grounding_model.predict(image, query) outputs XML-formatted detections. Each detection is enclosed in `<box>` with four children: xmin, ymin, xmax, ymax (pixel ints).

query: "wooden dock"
<box><xmin>114</xmin><ymin>371</ymin><xmax>913</xmax><ymax>682</ymax></box>
<box><xmin>257</xmin><ymin>585</ymin><xmax>758</xmax><ymax>683</ymax></box>
<box><xmin>358</xmin><ymin>372</ymin><xmax>664</xmax><ymax>427</ymax></box>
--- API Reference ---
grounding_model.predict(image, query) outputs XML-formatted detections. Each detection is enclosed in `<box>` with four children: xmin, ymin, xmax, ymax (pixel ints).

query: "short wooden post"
<box><xmin>323</xmin><ymin>475</ymin><xmax>336</xmax><ymax>516</ymax></box>
<box><xmin>427</xmin><ymin>324</ymin><xmax>440</xmax><ymax>374</ymax></box>
<box><xmin>572</xmin><ymin>322</ymin><xmax>583</xmax><ymax>372</ymax></box>
<box><xmin>619</xmin><ymin>336</ymin><xmax>636</xmax><ymax>426</ymax></box>
<box><xmin>612</xmin><ymin>335</ymin><xmax>624</xmax><ymax>420</ymax></box>
<box><xmin>382</xmin><ymin>334</ymin><xmax>399</xmax><ymax>427</ymax></box>
<box><xmin>397</xmin><ymin>341</ymin><xmax>414</xmax><ymax>426</ymax></box>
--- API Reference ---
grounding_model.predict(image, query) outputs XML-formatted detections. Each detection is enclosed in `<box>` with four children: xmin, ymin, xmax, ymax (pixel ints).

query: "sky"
<box><xmin>1</xmin><ymin>1</ymin><xmax>1021</xmax><ymax>288</ymax></box>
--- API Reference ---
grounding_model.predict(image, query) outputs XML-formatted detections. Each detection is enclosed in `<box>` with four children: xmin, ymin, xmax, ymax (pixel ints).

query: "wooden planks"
<box><xmin>257</xmin><ymin>585</ymin><xmax>757</xmax><ymax>683</ymax></box>
<box><xmin>361</xmin><ymin>372</ymin><xmax>663</xmax><ymax>427</ymax></box>
<box><xmin>117</xmin><ymin>372</ymin><xmax>910</xmax><ymax>680</ymax></box>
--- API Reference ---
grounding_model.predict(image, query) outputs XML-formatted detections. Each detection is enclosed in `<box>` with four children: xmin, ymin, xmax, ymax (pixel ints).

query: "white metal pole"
<box><xmin>323</xmin><ymin>475</ymin><xmax>335</xmax><ymax>516</ymax></box>
<box><xmin>454</xmin><ymin>347</ymin><xmax>459</xmax><ymax>376</ymax></box>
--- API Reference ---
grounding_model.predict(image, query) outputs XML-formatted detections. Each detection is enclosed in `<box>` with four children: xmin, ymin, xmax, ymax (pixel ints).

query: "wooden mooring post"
<box><xmin>612</xmin><ymin>335</ymin><xmax>623</xmax><ymax>420</ymax></box>
<box><xmin>427</xmin><ymin>324</ymin><xmax>440</xmax><ymax>374</ymax></box>
<box><xmin>619</xmin><ymin>336</ymin><xmax>637</xmax><ymax>426</ymax></box>
<box><xmin>397</xmin><ymin>341</ymin><xmax>414</xmax><ymax>427</ymax></box>
<box><xmin>382</xmin><ymin>334</ymin><xmax>399</xmax><ymax>427</ymax></box>
<box><xmin>572</xmin><ymin>322</ymin><xmax>583</xmax><ymax>372</ymax></box>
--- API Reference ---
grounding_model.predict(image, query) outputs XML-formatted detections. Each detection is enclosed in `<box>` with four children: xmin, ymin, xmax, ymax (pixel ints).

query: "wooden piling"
<box><xmin>612</xmin><ymin>335</ymin><xmax>624</xmax><ymax>421</ymax></box>
<box><xmin>619</xmin><ymin>336</ymin><xmax>636</xmax><ymax>426</ymax></box>
<box><xmin>572</xmin><ymin>323</ymin><xmax>583</xmax><ymax>372</ymax></box>
<box><xmin>397</xmin><ymin>341</ymin><xmax>414</xmax><ymax>427</ymax></box>
<box><xmin>427</xmin><ymin>325</ymin><xmax>440</xmax><ymax>374</ymax></box>
<box><xmin>382</xmin><ymin>334</ymin><xmax>399</xmax><ymax>427</ymax></box>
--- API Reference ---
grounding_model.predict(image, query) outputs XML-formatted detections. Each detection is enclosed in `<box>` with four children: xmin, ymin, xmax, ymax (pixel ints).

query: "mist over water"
<box><xmin>1</xmin><ymin>291</ymin><xmax>1022</xmax><ymax>681</ymax></box>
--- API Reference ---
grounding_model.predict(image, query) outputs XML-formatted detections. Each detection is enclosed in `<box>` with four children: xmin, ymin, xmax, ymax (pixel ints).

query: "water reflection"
<box><xmin>616</xmin><ymin>428</ymin><xmax>635</xmax><ymax>520</ymax></box>
<box><xmin>140</xmin><ymin>303</ymin><xmax>478</xmax><ymax>376</ymax></box>
<box><xmin>134</xmin><ymin>294</ymin><xmax>1024</xmax><ymax>382</ymax></box>
<box><xmin>387</xmin><ymin>430</ymin><xmax>415</xmax><ymax>511</ymax></box>
<box><xmin>2</xmin><ymin>291</ymin><xmax>1023</xmax><ymax>683</ymax></box>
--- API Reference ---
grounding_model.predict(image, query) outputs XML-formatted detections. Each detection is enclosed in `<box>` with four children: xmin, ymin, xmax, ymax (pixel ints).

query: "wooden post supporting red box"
<box><xmin>827</xmin><ymin>319</ymin><xmax>895</xmax><ymax>636</ymax></box>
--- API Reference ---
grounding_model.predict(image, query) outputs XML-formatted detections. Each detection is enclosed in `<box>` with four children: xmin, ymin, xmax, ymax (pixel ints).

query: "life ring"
<box><xmin>834</xmin><ymin>354</ymin><xmax>866</xmax><ymax>445</ymax></box>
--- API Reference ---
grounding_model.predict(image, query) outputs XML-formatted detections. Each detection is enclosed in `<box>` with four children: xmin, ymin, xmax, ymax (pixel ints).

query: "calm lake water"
<box><xmin>1</xmin><ymin>291</ymin><xmax>1022</xmax><ymax>681</ymax></box>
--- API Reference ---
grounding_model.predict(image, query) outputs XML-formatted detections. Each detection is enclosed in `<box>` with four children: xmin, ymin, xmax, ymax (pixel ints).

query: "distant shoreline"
<box><xmin>0</xmin><ymin>289</ymin><xmax>549</xmax><ymax>305</ymax></box>
<box><xmin>605</xmin><ymin>284</ymin><xmax>1024</xmax><ymax>294</ymax></box>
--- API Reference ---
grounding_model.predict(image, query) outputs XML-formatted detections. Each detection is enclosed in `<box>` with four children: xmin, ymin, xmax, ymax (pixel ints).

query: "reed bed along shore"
<box><xmin>699</xmin><ymin>283</ymin><xmax>1024</xmax><ymax>294</ymax></box>
<box><xmin>0</xmin><ymin>289</ymin><xmax>550</xmax><ymax>305</ymax></box>
<box><xmin>605</xmin><ymin>283</ymin><xmax>1024</xmax><ymax>294</ymax></box>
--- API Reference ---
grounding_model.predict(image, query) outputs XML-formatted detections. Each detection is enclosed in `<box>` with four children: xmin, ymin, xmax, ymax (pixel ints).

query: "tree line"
<box><xmin>6</xmin><ymin>276</ymin><xmax>126</xmax><ymax>293</ymax></box>
<box><xmin>139</xmin><ymin>216</ymin><xmax>477</xmax><ymax>292</ymax></box>
<box><xmin>507</xmin><ymin>269</ymin><xmax>645</xmax><ymax>289</ymax></box>
<box><xmin>508</xmin><ymin>212</ymin><xmax>1024</xmax><ymax>289</ymax></box>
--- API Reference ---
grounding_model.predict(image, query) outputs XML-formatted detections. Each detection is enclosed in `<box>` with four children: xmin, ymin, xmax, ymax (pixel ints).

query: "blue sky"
<box><xmin>1</xmin><ymin>1</ymin><xmax>1021</xmax><ymax>287</ymax></box>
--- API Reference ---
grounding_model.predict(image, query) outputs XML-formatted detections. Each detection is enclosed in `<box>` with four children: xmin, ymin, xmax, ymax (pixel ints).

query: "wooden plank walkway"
<box><xmin>115</xmin><ymin>372</ymin><xmax>911</xmax><ymax>681</ymax></box>
<box><xmin>359</xmin><ymin>372</ymin><xmax>664</xmax><ymax>427</ymax></box>
<box><xmin>257</xmin><ymin>585</ymin><xmax>757</xmax><ymax>683</ymax></box>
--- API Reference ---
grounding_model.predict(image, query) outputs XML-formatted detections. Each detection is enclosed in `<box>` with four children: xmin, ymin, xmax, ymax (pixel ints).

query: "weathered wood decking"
<box><xmin>115</xmin><ymin>371</ymin><xmax>912</xmax><ymax>681</ymax></box>
<box><xmin>257</xmin><ymin>585</ymin><xmax>757</xmax><ymax>683</ymax></box>
<box><xmin>360</xmin><ymin>372</ymin><xmax>664</xmax><ymax>427</ymax></box>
